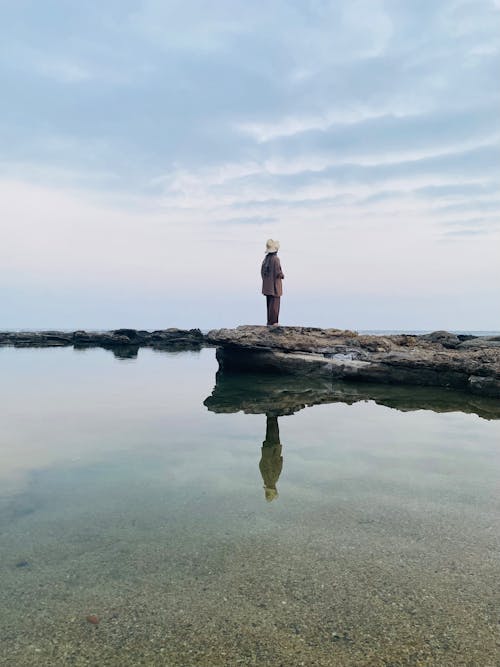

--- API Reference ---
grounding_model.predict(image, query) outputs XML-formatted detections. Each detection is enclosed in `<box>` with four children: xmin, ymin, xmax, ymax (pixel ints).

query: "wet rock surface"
<box><xmin>207</xmin><ymin>326</ymin><xmax>500</xmax><ymax>398</ymax></box>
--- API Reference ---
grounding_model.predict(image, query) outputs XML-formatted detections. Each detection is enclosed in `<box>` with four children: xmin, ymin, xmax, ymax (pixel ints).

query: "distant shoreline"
<box><xmin>359</xmin><ymin>330</ymin><xmax>500</xmax><ymax>337</ymax></box>
<box><xmin>2</xmin><ymin>328</ymin><xmax>499</xmax><ymax>337</ymax></box>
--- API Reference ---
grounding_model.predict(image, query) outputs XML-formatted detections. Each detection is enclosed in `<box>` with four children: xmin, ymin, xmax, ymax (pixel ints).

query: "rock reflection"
<box><xmin>72</xmin><ymin>341</ymin><xmax>203</xmax><ymax>360</ymax></box>
<box><xmin>204</xmin><ymin>370</ymin><xmax>500</xmax><ymax>421</ymax></box>
<box><xmin>260</xmin><ymin>415</ymin><xmax>283</xmax><ymax>501</ymax></box>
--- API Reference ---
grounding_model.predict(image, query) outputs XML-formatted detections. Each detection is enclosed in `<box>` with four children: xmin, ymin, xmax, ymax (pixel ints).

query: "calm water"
<box><xmin>1</xmin><ymin>347</ymin><xmax>499</xmax><ymax>667</ymax></box>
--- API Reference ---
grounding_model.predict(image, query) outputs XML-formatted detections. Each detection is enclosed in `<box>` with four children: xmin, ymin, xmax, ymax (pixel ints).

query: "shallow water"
<box><xmin>1</xmin><ymin>347</ymin><xmax>499</xmax><ymax>667</ymax></box>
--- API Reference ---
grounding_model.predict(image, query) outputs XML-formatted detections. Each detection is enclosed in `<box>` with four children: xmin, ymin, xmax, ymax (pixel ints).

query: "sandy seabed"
<box><xmin>1</xmin><ymin>480</ymin><xmax>499</xmax><ymax>667</ymax></box>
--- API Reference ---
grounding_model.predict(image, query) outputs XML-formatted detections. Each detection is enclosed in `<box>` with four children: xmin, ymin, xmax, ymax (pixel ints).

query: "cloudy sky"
<box><xmin>1</xmin><ymin>0</ymin><xmax>499</xmax><ymax>331</ymax></box>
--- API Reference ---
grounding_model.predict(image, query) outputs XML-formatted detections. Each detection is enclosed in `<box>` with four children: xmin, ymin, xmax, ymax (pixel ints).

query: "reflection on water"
<box><xmin>74</xmin><ymin>340</ymin><xmax>205</xmax><ymax>360</ymax></box>
<box><xmin>204</xmin><ymin>366</ymin><xmax>500</xmax><ymax>507</ymax></box>
<box><xmin>1</xmin><ymin>347</ymin><xmax>500</xmax><ymax>667</ymax></box>
<box><xmin>260</xmin><ymin>415</ymin><xmax>283</xmax><ymax>501</ymax></box>
<box><xmin>204</xmin><ymin>367</ymin><xmax>500</xmax><ymax>420</ymax></box>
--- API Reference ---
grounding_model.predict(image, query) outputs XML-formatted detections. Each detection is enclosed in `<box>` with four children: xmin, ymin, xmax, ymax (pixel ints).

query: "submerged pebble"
<box><xmin>86</xmin><ymin>614</ymin><xmax>100</xmax><ymax>625</ymax></box>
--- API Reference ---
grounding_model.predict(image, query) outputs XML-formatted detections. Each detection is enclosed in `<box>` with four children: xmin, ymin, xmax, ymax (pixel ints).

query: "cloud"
<box><xmin>0</xmin><ymin>0</ymin><xmax>499</xmax><ymax>328</ymax></box>
<box><xmin>218</xmin><ymin>216</ymin><xmax>277</xmax><ymax>226</ymax></box>
<box><xmin>31</xmin><ymin>55</ymin><xmax>93</xmax><ymax>83</ymax></box>
<box><xmin>236</xmin><ymin>106</ymin><xmax>421</xmax><ymax>144</ymax></box>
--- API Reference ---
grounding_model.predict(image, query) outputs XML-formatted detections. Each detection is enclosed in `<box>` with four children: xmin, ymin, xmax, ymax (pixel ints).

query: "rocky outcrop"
<box><xmin>206</xmin><ymin>326</ymin><xmax>500</xmax><ymax>398</ymax></box>
<box><xmin>0</xmin><ymin>328</ymin><xmax>205</xmax><ymax>358</ymax></box>
<box><xmin>3</xmin><ymin>325</ymin><xmax>499</xmax><ymax>398</ymax></box>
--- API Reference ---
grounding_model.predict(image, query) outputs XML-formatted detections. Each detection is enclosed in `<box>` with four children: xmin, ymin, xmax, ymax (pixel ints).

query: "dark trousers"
<box><xmin>266</xmin><ymin>295</ymin><xmax>280</xmax><ymax>325</ymax></box>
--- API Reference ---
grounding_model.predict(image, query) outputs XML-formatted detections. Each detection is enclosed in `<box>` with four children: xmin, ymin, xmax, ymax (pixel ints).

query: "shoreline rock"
<box><xmin>2</xmin><ymin>326</ymin><xmax>499</xmax><ymax>398</ymax></box>
<box><xmin>0</xmin><ymin>328</ymin><xmax>205</xmax><ymax>358</ymax></box>
<box><xmin>206</xmin><ymin>326</ymin><xmax>500</xmax><ymax>398</ymax></box>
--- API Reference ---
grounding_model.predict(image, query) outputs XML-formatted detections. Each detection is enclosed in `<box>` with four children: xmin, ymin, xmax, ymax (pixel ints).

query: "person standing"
<box><xmin>261</xmin><ymin>239</ymin><xmax>284</xmax><ymax>326</ymax></box>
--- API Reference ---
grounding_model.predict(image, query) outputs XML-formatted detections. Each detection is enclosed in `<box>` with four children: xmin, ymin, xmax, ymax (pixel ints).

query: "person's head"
<box><xmin>264</xmin><ymin>486</ymin><xmax>278</xmax><ymax>502</ymax></box>
<box><xmin>265</xmin><ymin>239</ymin><xmax>280</xmax><ymax>254</ymax></box>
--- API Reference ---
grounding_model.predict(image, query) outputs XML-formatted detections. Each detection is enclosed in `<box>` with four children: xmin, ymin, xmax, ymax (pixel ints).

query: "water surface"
<box><xmin>1</xmin><ymin>347</ymin><xmax>499</xmax><ymax>666</ymax></box>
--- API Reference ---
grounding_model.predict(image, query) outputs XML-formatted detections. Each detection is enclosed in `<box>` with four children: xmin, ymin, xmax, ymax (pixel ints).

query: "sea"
<box><xmin>0</xmin><ymin>343</ymin><xmax>499</xmax><ymax>666</ymax></box>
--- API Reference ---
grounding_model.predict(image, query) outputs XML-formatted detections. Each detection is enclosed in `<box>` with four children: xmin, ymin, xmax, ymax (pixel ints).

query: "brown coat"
<box><xmin>261</xmin><ymin>253</ymin><xmax>284</xmax><ymax>296</ymax></box>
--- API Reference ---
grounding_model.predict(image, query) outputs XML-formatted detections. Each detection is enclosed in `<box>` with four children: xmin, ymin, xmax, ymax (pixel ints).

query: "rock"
<box><xmin>149</xmin><ymin>328</ymin><xmax>205</xmax><ymax>348</ymax></box>
<box><xmin>110</xmin><ymin>328</ymin><xmax>148</xmax><ymax>341</ymax></box>
<box><xmin>3</xmin><ymin>326</ymin><xmax>499</xmax><ymax>399</ymax></box>
<box><xmin>207</xmin><ymin>326</ymin><xmax>500</xmax><ymax>398</ymax></box>
<box><xmin>206</xmin><ymin>325</ymin><xmax>359</xmax><ymax>354</ymax></box>
<box><xmin>86</xmin><ymin>614</ymin><xmax>100</xmax><ymax>625</ymax></box>
<box><xmin>458</xmin><ymin>337</ymin><xmax>500</xmax><ymax>349</ymax></box>
<box><xmin>0</xmin><ymin>331</ymin><xmax>73</xmax><ymax>347</ymax></box>
<box><xmin>1</xmin><ymin>329</ymin><xmax>206</xmax><ymax>353</ymax></box>
<box><xmin>421</xmin><ymin>330</ymin><xmax>461</xmax><ymax>348</ymax></box>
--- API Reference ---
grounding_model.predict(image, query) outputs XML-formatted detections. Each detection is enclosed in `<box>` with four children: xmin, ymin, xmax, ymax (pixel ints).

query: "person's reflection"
<box><xmin>259</xmin><ymin>414</ymin><xmax>283</xmax><ymax>501</ymax></box>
